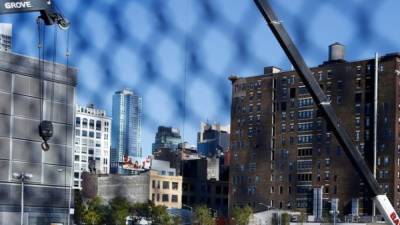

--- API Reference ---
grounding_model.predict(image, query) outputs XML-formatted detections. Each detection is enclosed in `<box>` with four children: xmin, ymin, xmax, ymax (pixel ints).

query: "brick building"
<box><xmin>229</xmin><ymin>43</ymin><xmax>400</xmax><ymax>218</ymax></box>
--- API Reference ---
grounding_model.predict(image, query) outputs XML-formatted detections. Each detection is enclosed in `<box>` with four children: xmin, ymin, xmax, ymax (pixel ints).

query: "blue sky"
<box><xmin>2</xmin><ymin>0</ymin><xmax>400</xmax><ymax>156</ymax></box>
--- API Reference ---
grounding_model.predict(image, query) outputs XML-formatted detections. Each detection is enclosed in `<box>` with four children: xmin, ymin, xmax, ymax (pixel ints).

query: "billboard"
<box><xmin>121</xmin><ymin>155</ymin><xmax>151</xmax><ymax>171</ymax></box>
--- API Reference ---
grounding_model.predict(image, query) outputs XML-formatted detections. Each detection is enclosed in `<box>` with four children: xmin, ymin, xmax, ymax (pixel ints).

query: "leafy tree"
<box><xmin>194</xmin><ymin>205</ymin><xmax>215</xmax><ymax>225</ymax></box>
<box><xmin>150</xmin><ymin>205</ymin><xmax>171</xmax><ymax>225</ymax></box>
<box><xmin>172</xmin><ymin>215</ymin><xmax>182</xmax><ymax>225</ymax></box>
<box><xmin>109</xmin><ymin>197</ymin><xmax>132</xmax><ymax>225</ymax></box>
<box><xmin>82</xmin><ymin>210</ymin><xmax>102</xmax><ymax>225</ymax></box>
<box><xmin>232</xmin><ymin>206</ymin><xmax>253</xmax><ymax>225</ymax></box>
<box><xmin>73</xmin><ymin>190</ymin><xmax>85</xmax><ymax>225</ymax></box>
<box><xmin>82</xmin><ymin>196</ymin><xmax>109</xmax><ymax>225</ymax></box>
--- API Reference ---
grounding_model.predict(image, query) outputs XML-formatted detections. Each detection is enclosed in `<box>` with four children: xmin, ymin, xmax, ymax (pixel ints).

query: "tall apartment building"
<box><xmin>111</xmin><ymin>89</ymin><xmax>142</xmax><ymax>174</ymax></box>
<box><xmin>0</xmin><ymin>50</ymin><xmax>77</xmax><ymax>224</ymax></box>
<box><xmin>0</xmin><ymin>23</ymin><xmax>11</xmax><ymax>52</ymax></box>
<box><xmin>74</xmin><ymin>104</ymin><xmax>111</xmax><ymax>189</ymax></box>
<box><xmin>152</xmin><ymin>126</ymin><xmax>181</xmax><ymax>153</ymax></box>
<box><xmin>229</xmin><ymin>43</ymin><xmax>400</xmax><ymax>217</ymax></box>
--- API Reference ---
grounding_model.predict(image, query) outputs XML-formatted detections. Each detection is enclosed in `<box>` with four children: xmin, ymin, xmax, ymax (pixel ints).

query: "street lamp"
<box><xmin>13</xmin><ymin>172</ymin><xmax>33</xmax><ymax>225</ymax></box>
<box><xmin>330</xmin><ymin>210</ymin><xmax>339</xmax><ymax>225</ymax></box>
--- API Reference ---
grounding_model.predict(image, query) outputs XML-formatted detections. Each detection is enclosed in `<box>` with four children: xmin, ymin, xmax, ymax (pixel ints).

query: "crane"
<box><xmin>253</xmin><ymin>1</ymin><xmax>399</xmax><ymax>225</ymax></box>
<box><xmin>0</xmin><ymin>0</ymin><xmax>69</xmax><ymax>150</ymax></box>
<box><xmin>0</xmin><ymin>0</ymin><xmax>69</xmax><ymax>29</ymax></box>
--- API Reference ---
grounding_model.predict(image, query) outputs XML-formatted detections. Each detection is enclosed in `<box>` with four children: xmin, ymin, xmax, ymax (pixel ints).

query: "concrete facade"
<box><xmin>0</xmin><ymin>51</ymin><xmax>77</xmax><ymax>225</ymax></box>
<box><xmin>96</xmin><ymin>174</ymin><xmax>150</xmax><ymax>203</ymax></box>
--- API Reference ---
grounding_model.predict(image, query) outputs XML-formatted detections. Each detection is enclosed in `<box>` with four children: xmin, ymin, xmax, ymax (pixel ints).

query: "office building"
<box><xmin>111</xmin><ymin>89</ymin><xmax>142</xmax><ymax>174</ymax></box>
<box><xmin>197</xmin><ymin>122</ymin><xmax>230</xmax><ymax>156</ymax></box>
<box><xmin>73</xmin><ymin>104</ymin><xmax>111</xmax><ymax>189</ymax></box>
<box><xmin>0</xmin><ymin>51</ymin><xmax>77</xmax><ymax>224</ymax></box>
<box><xmin>229</xmin><ymin>43</ymin><xmax>400</xmax><ymax>217</ymax></box>
<box><xmin>0</xmin><ymin>23</ymin><xmax>11</xmax><ymax>52</ymax></box>
<box><xmin>152</xmin><ymin>126</ymin><xmax>181</xmax><ymax>153</ymax></box>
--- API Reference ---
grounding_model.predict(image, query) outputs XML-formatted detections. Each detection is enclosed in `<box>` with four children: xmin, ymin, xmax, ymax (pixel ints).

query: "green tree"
<box><xmin>150</xmin><ymin>205</ymin><xmax>171</xmax><ymax>225</ymax></box>
<box><xmin>232</xmin><ymin>206</ymin><xmax>253</xmax><ymax>225</ymax></box>
<box><xmin>82</xmin><ymin>196</ymin><xmax>108</xmax><ymax>225</ymax></box>
<box><xmin>109</xmin><ymin>197</ymin><xmax>132</xmax><ymax>225</ymax></box>
<box><xmin>194</xmin><ymin>205</ymin><xmax>215</xmax><ymax>225</ymax></box>
<box><xmin>172</xmin><ymin>215</ymin><xmax>182</xmax><ymax>225</ymax></box>
<box><xmin>73</xmin><ymin>190</ymin><xmax>85</xmax><ymax>225</ymax></box>
<box><xmin>82</xmin><ymin>210</ymin><xmax>102</xmax><ymax>225</ymax></box>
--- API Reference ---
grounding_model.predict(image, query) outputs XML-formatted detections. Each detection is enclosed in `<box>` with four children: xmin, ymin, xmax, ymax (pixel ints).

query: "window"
<box><xmin>172</xmin><ymin>195</ymin><xmax>178</xmax><ymax>203</ymax></box>
<box><xmin>298</xmin><ymin>122</ymin><xmax>313</xmax><ymax>131</ymax></box>
<box><xmin>355</xmin><ymin>93</ymin><xmax>362</xmax><ymax>103</ymax></box>
<box><xmin>172</xmin><ymin>182</ymin><xmax>179</xmax><ymax>190</ymax></box>
<box><xmin>298</xmin><ymin>110</ymin><xmax>313</xmax><ymax>119</ymax></box>
<box><xmin>82</xmin><ymin>118</ymin><xmax>88</xmax><ymax>128</ymax></box>
<box><xmin>76</xmin><ymin>117</ymin><xmax>81</xmax><ymax>127</ymax></box>
<box><xmin>163</xmin><ymin>181</ymin><xmax>169</xmax><ymax>189</ymax></box>
<box><xmin>298</xmin><ymin>148</ymin><xmax>312</xmax><ymax>157</ymax></box>
<box><xmin>290</xmin><ymin>88</ymin><xmax>296</xmax><ymax>98</ymax></box>
<box><xmin>298</xmin><ymin>98</ymin><xmax>314</xmax><ymax>107</ymax></box>
<box><xmin>325</xmin><ymin>158</ymin><xmax>330</xmax><ymax>166</ymax></box>
<box><xmin>96</xmin><ymin>121</ymin><xmax>102</xmax><ymax>131</ymax></box>
<box><xmin>89</xmin><ymin>119</ymin><xmax>95</xmax><ymax>129</ymax></box>
<box><xmin>297</xmin><ymin>160</ymin><xmax>312</xmax><ymax>170</ymax></box>
<box><xmin>297</xmin><ymin>173</ymin><xmax>312</xmax><ymax>181</ymax></box>
<box><xmin>162</xmin><ymin>194</ymin><xmax>169</xmax><ymax>202</ymax></box>
<box><xmin>82</xmin><ymin>131</ymin><xmax>88</xmax><ymax>137</ymax></box>
<box><xmin>298</xmin><ymin>86</ymin><xmax>308</xmax><ymax>95</ymax></box>
<box><xmin>298</xmin><ymin>135</ymin><xmax>313</xmax><ymax>144</ymax></box>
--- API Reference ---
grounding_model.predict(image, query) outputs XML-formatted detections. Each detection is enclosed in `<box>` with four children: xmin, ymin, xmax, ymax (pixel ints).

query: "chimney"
<box><xmin>329</xmin><ymin>42</ymin><xmax>345</xmax><ymax>61</ymax></box>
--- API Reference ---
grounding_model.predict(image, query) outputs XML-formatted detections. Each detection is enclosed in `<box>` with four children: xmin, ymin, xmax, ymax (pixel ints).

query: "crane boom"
<box><xmin>253</xmin><ymin>0</ymin><xmax>399</xmax><ymax>224</ymax></box>
<box><xmin>0</xmin><ymin>0</ymin><xmax>69</xmax><ymax>29</ymax></box>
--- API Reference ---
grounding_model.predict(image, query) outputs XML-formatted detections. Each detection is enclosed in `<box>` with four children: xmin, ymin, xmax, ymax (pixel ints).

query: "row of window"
<box><xmin>76</xmin><ymin>117</ymin><xmax>110</xmax><ymax>131</ymax></box>
<box><xmin>151</xmin><ymin>193</ymin><xmax>179</xmax><ymax>203</ymax></box>
<box><xmin>152</xmin><ymin>180</ymin><xmax>179</xmax><ymax>190</ymax></box>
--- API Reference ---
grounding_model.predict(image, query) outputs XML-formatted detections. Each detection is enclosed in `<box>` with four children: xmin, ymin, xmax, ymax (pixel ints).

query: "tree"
<box><xmin>194</xmin><ymin>205</ymin><xmax>215</xmax><ymax>225</ymax></box>
<box><xmin>73</xmin><ymin>190</ymin><xmax>85</xmax><ymax>225</ymax></box>
<box><xmin>109</xmin><ymin>197</ymin><xmax>132</xmax><ymax>225</ymax></box>
<box><xmin>82</xmin><ymin>210</ymin><xmax>102</xmax><ymax>225</ymax></box>
<box><xmin>232</xmin><ymin>206</ymin><xmax>253</xmax><ymax>225</ymax></box>
<box><xmin>82</xmin><ymin>196</ymin><xmax>109</xmax><ymax>225</ymax></box>
<box><xmin>172</xmin><ymin>215</ymin><xmax>182</xmax><ymax>225</ymax></box>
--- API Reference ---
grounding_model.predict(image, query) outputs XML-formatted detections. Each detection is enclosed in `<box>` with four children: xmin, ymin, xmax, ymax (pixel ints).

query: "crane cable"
<box><xmin>64</xmin><ymin>26</ymin><xmax>72</xmax><ymax>225</ymax></box>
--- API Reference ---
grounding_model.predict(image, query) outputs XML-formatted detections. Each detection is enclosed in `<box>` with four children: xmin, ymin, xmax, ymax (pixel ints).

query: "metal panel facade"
<box><xmin>0</xmin><ymin>51</ymin><xmax>77</xmax><ymax>225</ymax></box>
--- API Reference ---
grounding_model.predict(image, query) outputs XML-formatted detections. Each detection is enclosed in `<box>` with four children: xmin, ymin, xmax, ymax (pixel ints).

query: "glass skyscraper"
<box><xmin>110</xmin><ymin>89</ymin><xmax>142</xmax><ymax>173</ymax></box>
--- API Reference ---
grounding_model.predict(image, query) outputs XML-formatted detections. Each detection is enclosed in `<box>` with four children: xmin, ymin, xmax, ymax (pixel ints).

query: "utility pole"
<box><xmin>13</xmin><ymin>172</ymin><xmax>33</xmax><ymax>225</ymax></box>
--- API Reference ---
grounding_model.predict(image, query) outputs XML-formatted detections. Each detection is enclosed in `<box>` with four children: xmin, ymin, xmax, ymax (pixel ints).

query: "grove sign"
<box><xmin>4</xmin><ymin>1</ymin><xmax>32</xmax><ymax>9</ymax></box>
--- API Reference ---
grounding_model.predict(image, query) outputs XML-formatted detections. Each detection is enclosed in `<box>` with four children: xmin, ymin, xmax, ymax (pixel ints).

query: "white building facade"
<box><xmin>74</xmin><ymin>104</ymin><xmax>111</xmax><ymax>189</ymax></box>
<box><xmin>0</xmin><ymin>23</ymin><xmax>11</xmax><ymax>52</ymax></box>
